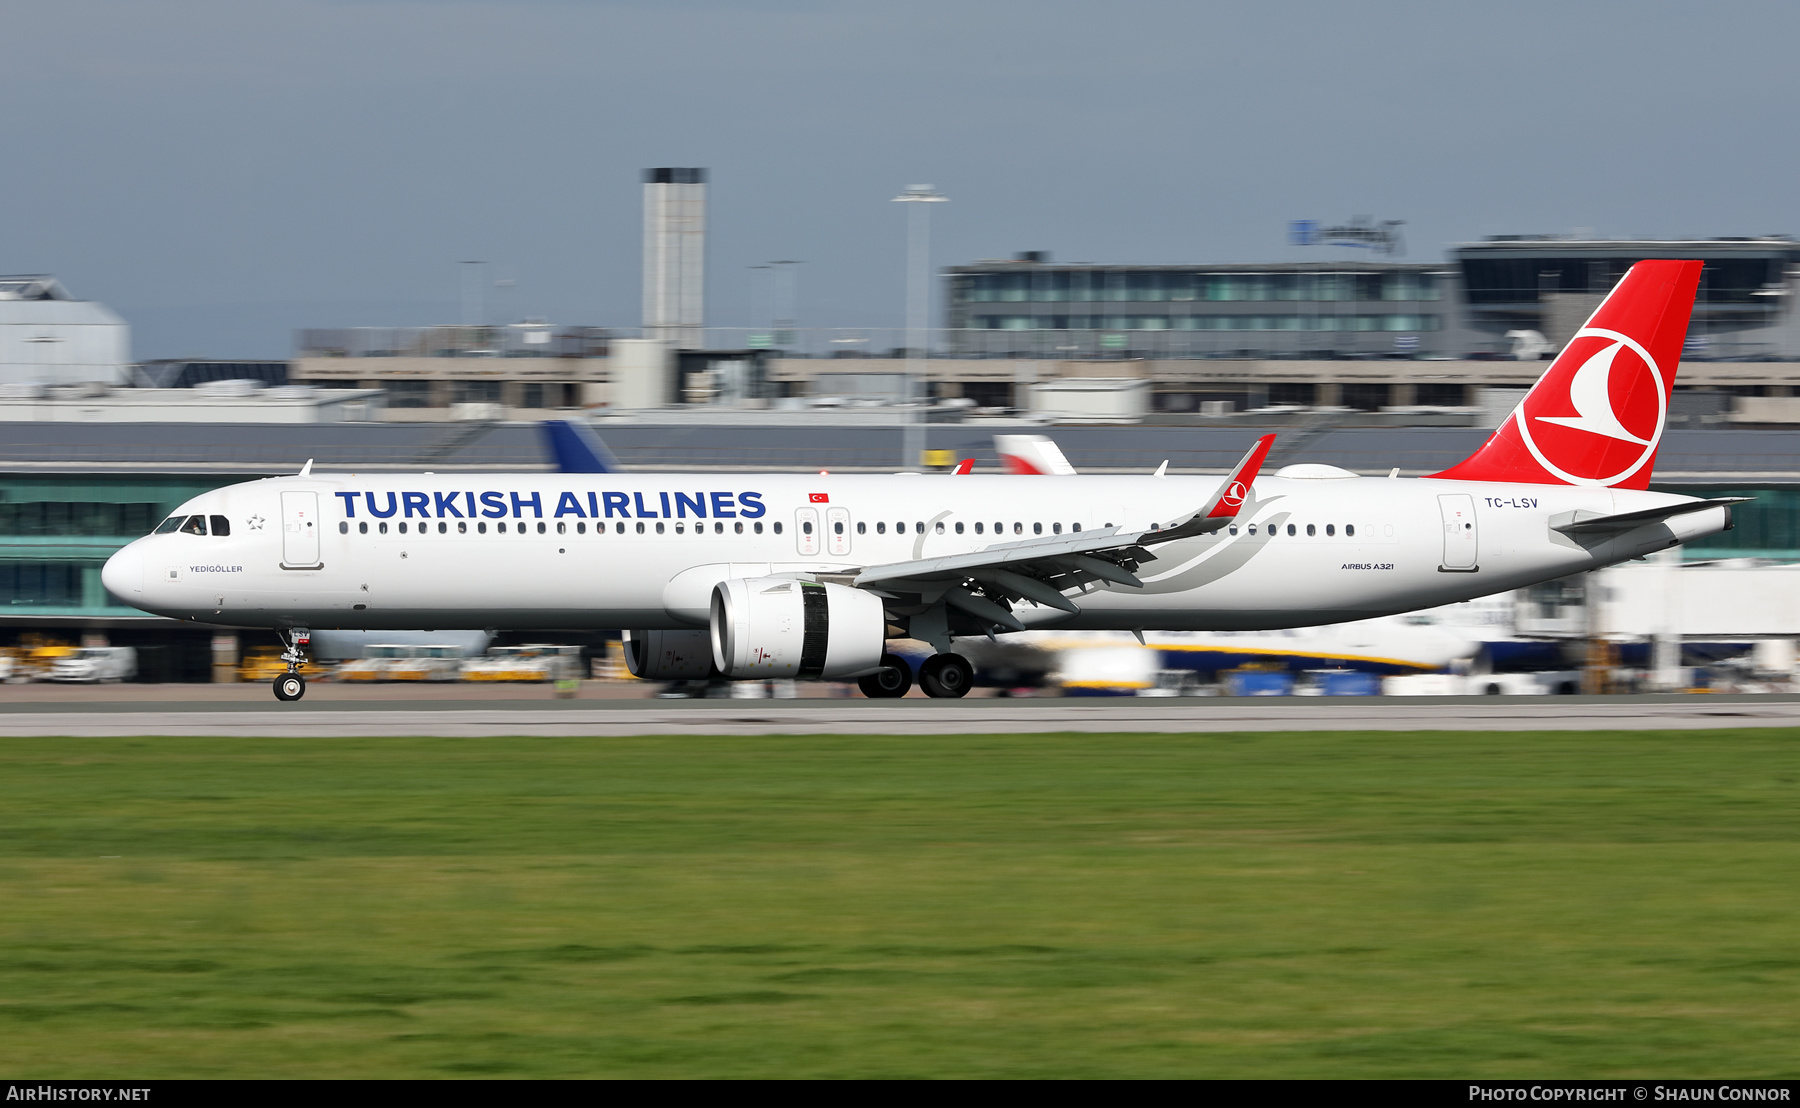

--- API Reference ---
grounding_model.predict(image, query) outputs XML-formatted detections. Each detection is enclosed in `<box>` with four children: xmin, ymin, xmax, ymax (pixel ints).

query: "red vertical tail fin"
<box><xmin>1428</xmin><ymin>259</ymin><xmax>1701</xmax><ymax>489</ymax></box>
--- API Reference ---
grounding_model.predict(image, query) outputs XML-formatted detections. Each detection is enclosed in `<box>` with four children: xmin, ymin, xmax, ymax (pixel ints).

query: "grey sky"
<box><xmin>4</xmin><ymin>0</ymin><xmax>1795</xmax><ymax>359</ymax></box>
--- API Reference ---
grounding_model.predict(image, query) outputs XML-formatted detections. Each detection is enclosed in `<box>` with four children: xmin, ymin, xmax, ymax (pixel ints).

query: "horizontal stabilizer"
<box><xmin>1550</xmin><ymin>497</ymin><xmax>1751</xmax><ymax>536</ymax></box>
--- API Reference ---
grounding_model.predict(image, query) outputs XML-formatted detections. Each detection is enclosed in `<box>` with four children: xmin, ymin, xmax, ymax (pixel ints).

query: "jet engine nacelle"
<box><xmin>622</xmin><ymin>628</ymin><xmax>715</xmax><ymax>679</ymax></box>
<box><xmin>710</xmin><ymin>576</ymin><xmax>886</xmax><ymax>680</ymax></box>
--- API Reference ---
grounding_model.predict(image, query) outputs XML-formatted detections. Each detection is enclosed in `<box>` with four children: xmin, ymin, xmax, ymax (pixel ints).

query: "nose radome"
<box><xmin>101</xmin><ymin>543</ymin><xmax>143</xmax><ymax>600</ymax></box>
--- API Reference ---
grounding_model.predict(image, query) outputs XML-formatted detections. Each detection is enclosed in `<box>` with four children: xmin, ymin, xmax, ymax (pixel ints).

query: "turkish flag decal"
<box><xmin>809</xmin><ymin>493</ymin><xmax>829</xmax><ymax>503</ymax></box>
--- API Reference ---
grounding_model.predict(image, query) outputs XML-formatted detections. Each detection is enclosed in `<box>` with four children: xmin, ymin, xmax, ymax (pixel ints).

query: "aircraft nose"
<box><xmin>101</xmin><ymin>543</ymin><xmax>143</xmax><ymax>602</ymax></box>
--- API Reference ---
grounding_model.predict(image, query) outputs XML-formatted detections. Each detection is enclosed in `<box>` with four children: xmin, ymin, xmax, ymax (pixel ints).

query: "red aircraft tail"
<box><xmin>1428</xmin><ymin>259</ymin><xmax>1702</xmax><ymax>489</ymax></box>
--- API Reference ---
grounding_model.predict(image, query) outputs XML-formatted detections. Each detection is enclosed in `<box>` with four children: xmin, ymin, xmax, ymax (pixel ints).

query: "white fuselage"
<box><xmin>101</xmin><ymin>472</ymin><xmax>1727</xmax><ymax>634</ymax></box>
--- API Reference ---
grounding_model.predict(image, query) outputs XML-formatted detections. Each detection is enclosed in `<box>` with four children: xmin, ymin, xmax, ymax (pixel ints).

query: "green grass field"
<box><xmin>0</xmin><ymin>729</ymin><xmax>1796</xmax><ymax>1077</ymax></box>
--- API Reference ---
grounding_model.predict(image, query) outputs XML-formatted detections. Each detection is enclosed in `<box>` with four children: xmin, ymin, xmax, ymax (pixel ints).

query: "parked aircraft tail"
<box><xmin>1428</xmin><ymin>259</ymin><xmax>1702</xmax><ymax>489</ymax></box>
<box><xmin>994</xmin><ymin>434</ymin><xmax>1077</xmax><ymax>475</ymax></box>
<box><xmin>541</xmin><ymin>420</ymin><xmax>620</xmax><ymax>474</ymax></box>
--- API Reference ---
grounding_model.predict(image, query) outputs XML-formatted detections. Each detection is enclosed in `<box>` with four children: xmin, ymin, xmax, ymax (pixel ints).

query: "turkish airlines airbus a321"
<box><xmin>103</xmin><ymin>260</ymin><xmax>1744</xmax><ymax>701</ymax></box>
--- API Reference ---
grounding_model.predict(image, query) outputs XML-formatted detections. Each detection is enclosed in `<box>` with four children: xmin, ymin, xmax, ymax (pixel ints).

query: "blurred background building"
<box><xmin>0</xmin><ymin>276</ymin><xmax>130</xmax><ymax>386</ymax></box>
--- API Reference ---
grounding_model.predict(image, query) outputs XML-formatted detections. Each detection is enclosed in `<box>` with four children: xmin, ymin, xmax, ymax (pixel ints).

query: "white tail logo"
<box><xmin>1535</xmin><ymin>340</ymin><xmax>1652</xmax><ymax>446</ymax></box>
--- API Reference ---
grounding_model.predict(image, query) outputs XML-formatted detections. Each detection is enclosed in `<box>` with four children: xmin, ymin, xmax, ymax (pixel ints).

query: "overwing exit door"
<box><xmin>1437</xmin><ymin>493</ymin><xmax>1478</xmax><ymax>572</ymax></box>
<box><xmin>794</xmin><ymin>507</ymin><xmax>820</xmax><ymax>555</ymax></box>
<box><xmin>281</xmin><ymin>491</ymin><xmax>322</xmax><ymax>568</ymax></box>
<box><xmin>825</xmin><ymin>507</ymin><xmax>852</xmax><ymax>556</ymax></box>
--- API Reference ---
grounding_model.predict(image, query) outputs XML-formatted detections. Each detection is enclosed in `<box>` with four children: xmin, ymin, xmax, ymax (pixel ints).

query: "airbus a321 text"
<box><xmin>102</xmin><ymin>261</ymin><xmax>1743</xmax><ymax>701</ymax></box>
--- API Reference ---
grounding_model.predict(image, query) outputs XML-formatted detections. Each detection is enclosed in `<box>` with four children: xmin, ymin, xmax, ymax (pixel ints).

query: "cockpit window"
<box><xmin>154</xmin><ymin>516</ymin><xmax>184</xmax><ymax>534</ymax></box>
<box><xmin>177</xmin><ymin>515</ymin><xmax>207</xmax><ymax>536</ymax></box>
<box><xmin>209</xmin><ymin>515</ymin><xmax>231</xmax><ymax>537</ymax></box>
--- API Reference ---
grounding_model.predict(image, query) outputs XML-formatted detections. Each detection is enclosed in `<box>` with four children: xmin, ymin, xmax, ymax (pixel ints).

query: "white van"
<box><xmin>48</xmin><ymin>647</ymin><xmax>137</xmax><ymax>683</ymax></box>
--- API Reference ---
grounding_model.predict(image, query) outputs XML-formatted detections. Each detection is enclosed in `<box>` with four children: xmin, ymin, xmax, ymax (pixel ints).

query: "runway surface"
<box><xmin>3</xmin><ymin>694</ymin><xmax>1800</xmax><ymax>737</ymax></box>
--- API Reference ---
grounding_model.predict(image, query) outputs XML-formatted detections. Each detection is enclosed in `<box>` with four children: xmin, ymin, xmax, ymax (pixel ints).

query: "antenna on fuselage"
<box><xmin>300</xmin><ymin>459</ymin><xmax>313</xmax><ymax>477</ymax></box>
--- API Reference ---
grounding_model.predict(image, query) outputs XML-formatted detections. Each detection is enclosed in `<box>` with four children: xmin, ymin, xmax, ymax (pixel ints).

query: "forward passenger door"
<box><xmin>281</xmin><ymin>491</ymin><xmax>322</xmax><ymax>568</ymax></box>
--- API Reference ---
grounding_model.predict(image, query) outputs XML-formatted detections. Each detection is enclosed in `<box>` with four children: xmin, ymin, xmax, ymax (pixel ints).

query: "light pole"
<box><xmin>770</xmin><ymin>260</ymin><xmax>802</xmax><ymax>348</ymax></box>
<box><xmin>460</xmin><ymin>261</ymin><xmax>486</xmax><ymax>327</ymax></box>
<box><xmin>893</xmin><ymin>185</ymin><xmax>946</xmax><ymax>469</ymax></box>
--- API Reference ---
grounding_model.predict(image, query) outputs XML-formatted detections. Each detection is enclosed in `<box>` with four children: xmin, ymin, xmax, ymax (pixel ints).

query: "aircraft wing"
<box><xmin>1550</xmin><ymin>497</ymin><xmax>1751</xmax><ymax>537</ymax></box>
<box><xmin>853</xmin><ymin>435</ymin><xmax>1275</xmax><ymax>631</ymax></box>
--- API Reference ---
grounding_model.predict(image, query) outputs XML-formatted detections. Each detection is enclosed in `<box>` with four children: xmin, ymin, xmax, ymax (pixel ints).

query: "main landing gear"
<box><xmin>857</xmin><ymin>653</ymin><xmax>914</xmax><ymax>699</ymax></box>
<box><xmin>856</xmin><ymin>652</ymin><xmax>975</xmax><ymax>699</ymax></box>
<box><xmin>918</xmin><ymin>652</ymin><xmax>974</xmax><ymax>699</ymax></box>
<box><xmin>272</xmin><ymin>628</ymin><xmax>311</xmax><ymax>702</ymax></box>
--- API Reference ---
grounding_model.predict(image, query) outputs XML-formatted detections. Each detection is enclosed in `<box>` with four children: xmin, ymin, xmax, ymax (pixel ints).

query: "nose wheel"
<box><xmin>272</xmin><ymin>627</ymin><xmax>311</xmax><ymax>702</ymax></box>
<box><xmin>918</xmin><ymin>652</ymin><xmax>974</xmax><ymax>699</ymax></box>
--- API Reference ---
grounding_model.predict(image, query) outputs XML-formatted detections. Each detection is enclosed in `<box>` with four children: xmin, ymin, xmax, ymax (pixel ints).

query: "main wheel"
<box><xmin>273</xmin><ymin>674</ymin><xmax>306</xmax><ymax>702</ymax></box>
<box><xmin>918</xmin><ymin>652</ymin><xmax>974</xmax><ymax>699</ymax></box>
<box><xmin>857</xmin><ymin>653</ymin><xmax>914</xmax><ymax>699</ymax></box>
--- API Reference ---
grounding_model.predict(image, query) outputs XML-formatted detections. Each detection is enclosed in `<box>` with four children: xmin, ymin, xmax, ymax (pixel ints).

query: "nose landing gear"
<box><xmin>272</xmin><ymin>628</ymin><xmax>311</xmax><ymax>702</ymax></box>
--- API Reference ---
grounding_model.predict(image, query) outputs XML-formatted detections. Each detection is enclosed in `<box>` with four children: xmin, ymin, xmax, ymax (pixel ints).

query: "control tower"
<box><xmin>642</xmin><ymin>168</ymin><xmax>706</xmax><ymax>350</ymax></box>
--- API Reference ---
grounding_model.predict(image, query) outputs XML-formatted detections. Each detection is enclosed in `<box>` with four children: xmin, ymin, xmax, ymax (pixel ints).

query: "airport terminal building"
<box><xmin>943</xmin><ymin>236</ymin><xmax>1800</xmax><ymax>362</ymax></box>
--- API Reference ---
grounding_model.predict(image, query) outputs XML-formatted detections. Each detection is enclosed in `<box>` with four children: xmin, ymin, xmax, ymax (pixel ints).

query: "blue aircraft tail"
<box><xmin>541</xmin><ymin>420</ymin><xmax>620</xmax><ymax>474</ymax></box>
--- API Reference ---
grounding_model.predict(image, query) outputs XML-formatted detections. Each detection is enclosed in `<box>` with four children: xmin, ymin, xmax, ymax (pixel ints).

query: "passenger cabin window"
<box><xmin>857</xmin><ymin>522</ymin><xmax>866</xmax><ymax>535</ymax></box>
<box><xmin>974</xmin><ymin>522</ymin><xmax>983</xmax><ymax>534</ymax></box>
<box><xmin>1053</xmin><ymin>523</ymin><xmax>1062</xmax><ymax>534</ymax></box>
<box><xmin>1033</xmin><ymin>522</ymin><xmax>1042</xmax><ymax>535</ymax></box>
<box><xmin>378</xmin><ymin>522</ymin><xmax>389</xmax><ymax>534</ymax></box>
<box><xmin>954</xmin><ymin>522</ymin><xmax>964</xmax><ymax>534</ymax></box>
<box><xmin>360</xmin><ymin>522</ymin><xmax>370</xmax><ymax>534</ymax></box>
<box><xmin>178</xmin><ymin>515</ymin><xmax>207</xmax><ymax>536</ymax></box>
<box><xmin>1013</xmin><ymin>522</ymin><xmax>1022</xmax><ymax>535</ymax></box>
<box><xmin>478</xmin><ymin>522</ymin><xmax>487</xmax><ymax>534</ymax></box>
<box><xmin>1345</xmin><ymin>524</ymin><xmax>1355</xmax><ymax>537</ymax></box>
<box><xmin>339</xmin><ymin>521</ymin><xmax>349</xmax><ymax>534</ymax></box>
<box><xmin>209</xmin><ymin>515</ymin><xmax>230</xmax><ymax>537</ymax></box>
<box><xmin>1326</xmin><ymin>524</ymin><xmax>1335</xmax><ymax>536</ymax></box>
<box><xmin>877</xmin><ymin>522</ymin><xmax>886</xmax><ymax>534</ymax></box>
<box><xmin>773</xmin><ymin>522</ymin><xmax>783</xmax><ymax>535</ymax></box>
<box><xmin>935</xmin><ymin>522</ymin><xmax>944</xmax><ymax>535</ymax></box>
<box><xmin>398</xmin><ymin>522</ymin><xmax>408</xmax><ymax>534</ymax></box>
<box><xmin>1306</xmin><ymin>524</ymin><xmax>1315</xmax><ymax>536</ymax></box>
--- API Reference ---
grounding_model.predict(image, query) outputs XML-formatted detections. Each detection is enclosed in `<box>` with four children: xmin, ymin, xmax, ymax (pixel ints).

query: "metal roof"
<box><xmin>0</xmin><ymin>420</ymin><xmax>1795</xmax><ymax>484</ymax></box>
